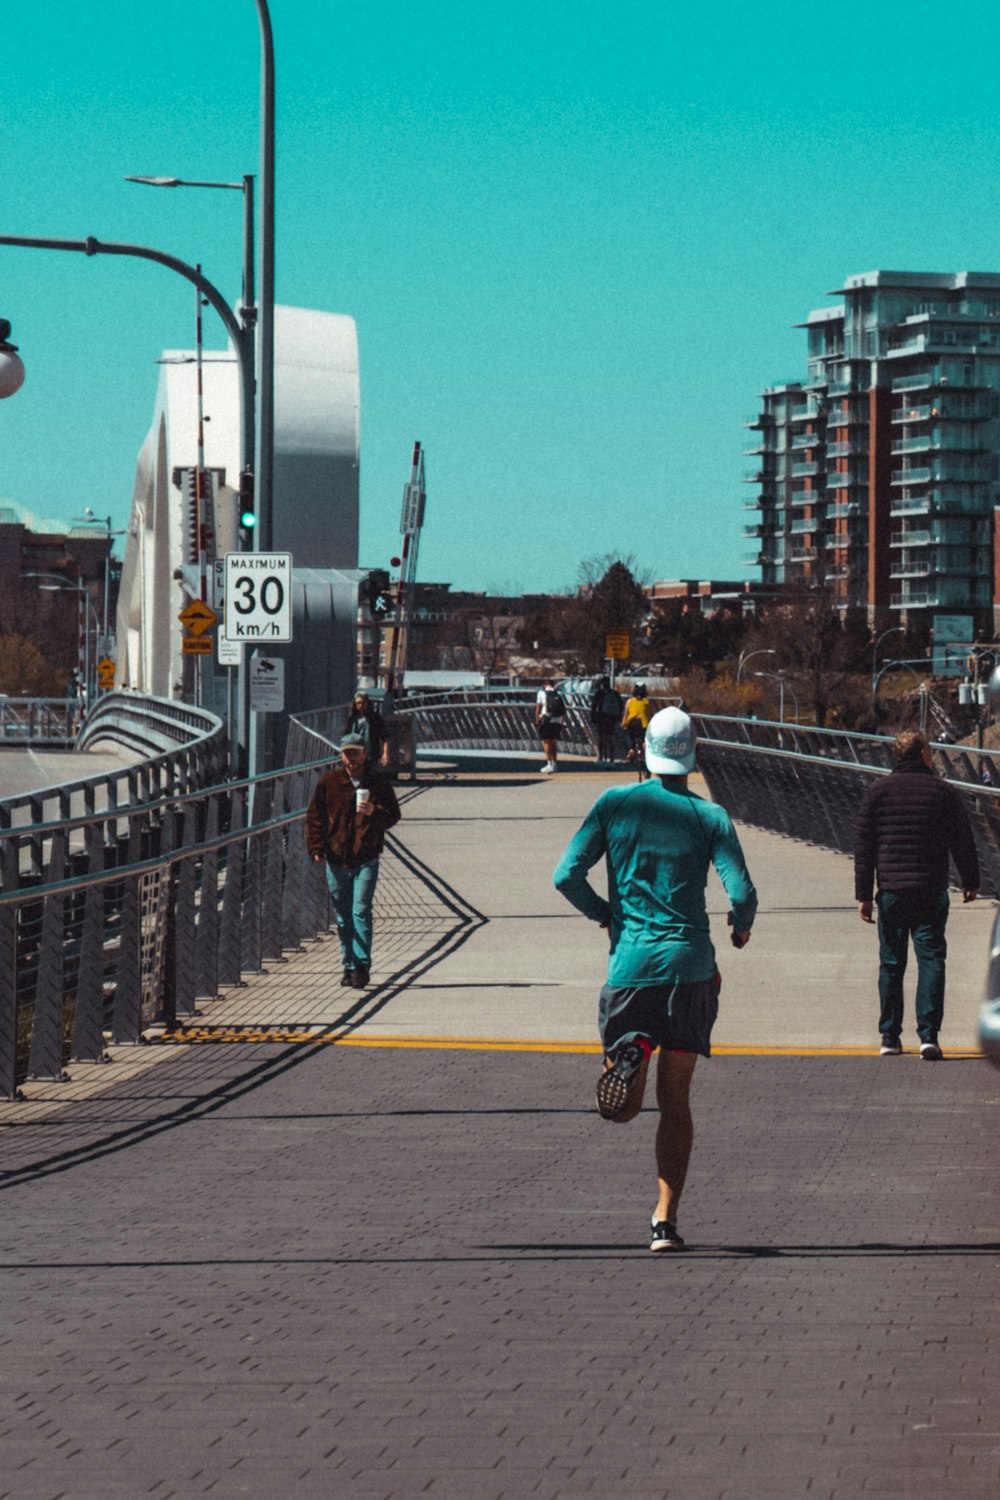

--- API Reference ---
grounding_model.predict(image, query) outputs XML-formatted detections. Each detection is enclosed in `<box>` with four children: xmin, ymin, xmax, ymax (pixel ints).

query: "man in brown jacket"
<box><xmin>305</xmin><ymin>732</ymin><xmax>401</xmax><ymax>988</ymax></box>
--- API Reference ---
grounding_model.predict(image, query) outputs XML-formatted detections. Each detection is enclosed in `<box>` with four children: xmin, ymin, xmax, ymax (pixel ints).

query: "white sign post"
<box><xmin>224</xmin><ymin>552</ymin><xmax>293</xmax><ymax>643</ymax></box>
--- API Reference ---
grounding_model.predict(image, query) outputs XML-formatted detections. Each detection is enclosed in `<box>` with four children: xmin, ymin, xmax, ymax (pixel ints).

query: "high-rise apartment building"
<box><xmin>743</xmin><ymin>270</ymin><xmax>1000</xmax><ymax>629</ymax></box>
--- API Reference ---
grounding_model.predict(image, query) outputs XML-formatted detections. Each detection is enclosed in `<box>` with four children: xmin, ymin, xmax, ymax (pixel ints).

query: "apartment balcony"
<box><xmin>890</xmin><ymin>529</ymin><xmax>931</xmax><ymax>546</ymax></box>
<box><xmin>789</xmin><ymin>546</ymin><xmax>817</xmax><ymax>561</ymax></box>
<box><xmin>791</xmin><ymin>461</ymin><xmax>821</xmax><ymax>478</ymax></box>
<box><xmin>790</xmin><ymin>518</ymin><xmax>817</xmax><ymax>535</ymax></box>
<box><xmin>742</xmin><ymin>550</ymin><xmax>773</xmax><ymax>566</ymax></box>
<box><xmin>892</xmin><ymin>403</ymin><xmax>932</xmax><ymax>424</ymax></box>
<box><xmin>889</xmin><ymin>559</ymin><xmax>934</xmax><ymax>579</ymax></box>
<box><xmin>890</xmin><ymin>467</ymin><xmax>932</xmax><ymax>485</ymax></box>
<box><xmin>789</xmin><ymin>404</ymin><xmax>825</xmax><ymax>424</ymax></box>
<box><xmin>891</xmin><ymin>591</ymin><xmax>935</xmax><ymax>607</ymax></box>
<box><xmin>825</xmin><ymin>405</ymin><xmax>857</xmax><ymax>427</ymax></box>
<box><xmin>790</xmin><ymin>432</ymin><xmax>822</xmax><ymax>451</ymax></box>
<box><xmin>742</xmin><ymin>523</ymin><xmax>764</xmax><ymax>539</ymax></box>
<box><xmin>826</xmin><ymin>441</ymin><xmax>860</xmax><ymax>458</ymax></box>
<box><xmin>742</xmin><ymin>468</ymin><xmax>768</xmax><ymax>483</ymax></box>
<box><xmin>743</xmin><ymin>412</ymin><xmax>773</xmax><ymax>428</ymax></box>
<box><xmin>826</xmin><ymin>472</ymin><xmax>854</xmax><ymax>489</ymax></box>
<box><xmin>891</xmin><ymin>373</ymin><xmax>935</xmax><ymax>393</ymax></box>
<box><xmin>889</xmin><ymin>497</ymin><xmax>932</xmax><ymax>517</ymax></box>
<box><xmin>790</xmin><ymin>488</ymin><xmax>821</xmax><ymax>507</ymax></box>
<box><xmin>828</xmin><ymin>501</ymin><xmax>861</xmax><ymax>518</ymax></box>
<box><xmin>892</xmin><ymin>436</ymin><xmax>936</xmax><ymax>454</ymax></box>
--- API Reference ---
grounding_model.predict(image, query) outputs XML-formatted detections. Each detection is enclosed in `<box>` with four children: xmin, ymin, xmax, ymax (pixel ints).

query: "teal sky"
<box><xmin>5</xmin><ymin>1</ymin><xmax>1000</xmax><ymax>593</ymax></box>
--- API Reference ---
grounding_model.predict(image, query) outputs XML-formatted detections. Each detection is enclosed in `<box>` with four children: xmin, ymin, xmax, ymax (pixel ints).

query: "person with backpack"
<box><xmin>590</xmin><ymin>675</ymin><xmax>622</xmax><ymax>767</ymax></box>
<box><xmin>535</xmin><ymin>678</ymin><xmax>567</xmax><ymax>774</ymax></box>
<box><xmin>343</xmin><ymin>690</ymin><xmax>388</xmax><ymax>769</ymax></box>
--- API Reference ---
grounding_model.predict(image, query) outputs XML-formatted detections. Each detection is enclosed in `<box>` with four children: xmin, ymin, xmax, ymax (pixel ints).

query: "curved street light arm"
<box><xmin>0</xmin><ymin>233</ymin><xmax>254</xmax><ymax>488</ymax></box>
<box><xmin>736</xmin><ymin>647</ymin><xmax>776</xmax><ymax>686</ymax></box>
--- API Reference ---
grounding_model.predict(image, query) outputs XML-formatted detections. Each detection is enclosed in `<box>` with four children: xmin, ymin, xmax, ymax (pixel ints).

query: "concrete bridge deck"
<box><xmin>3</xmin><ymin>763</ymin><xmax>1000</xmax><ymax>1499</ymax></box>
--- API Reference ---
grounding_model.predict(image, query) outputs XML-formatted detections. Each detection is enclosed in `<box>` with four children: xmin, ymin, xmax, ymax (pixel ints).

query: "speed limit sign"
<box><xmin>223</xmin><ymin>552</ymin><xmax>293</xmax><ymax>642</ymax></box>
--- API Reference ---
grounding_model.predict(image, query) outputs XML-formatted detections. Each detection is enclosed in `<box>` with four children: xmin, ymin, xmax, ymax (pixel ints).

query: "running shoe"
<box><xmin>879</xmin><ymin>1037</ymin><xmax>902</xmax><ymax>1055</ymax></box>
<box><xmin>595</xmin><ymin>1041</ymin><xmax>648</xmax><ymax>1121</ymax></box>
<box><xmin>650</xmin><ymin>1218</ymin><xmax>685</xmax><ymax>1252</ymax></box>
<box><xmin>920</xmin><ymin>1041</ymin><xmax>943</xmax><ymax>1061</ymax></box>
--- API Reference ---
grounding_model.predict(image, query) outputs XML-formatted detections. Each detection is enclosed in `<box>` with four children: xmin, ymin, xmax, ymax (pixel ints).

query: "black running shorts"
<box><xmin>598</xmin><ymin>972</ymin><xmax>721</xmax><ymax>1059</ymax></box>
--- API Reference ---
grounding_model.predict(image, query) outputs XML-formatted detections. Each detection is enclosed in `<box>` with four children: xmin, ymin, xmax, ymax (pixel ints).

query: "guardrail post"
<box><xmin>218</xmin><ymin>789</ymin><xmax>247</xmax><ymax>988</ymax></box>
<box><xmin>0</xmin><ymin>837</ymin><xmax>19</xmax><ymax>1098</ymax></box>
<box><xmin>28</xmin><ymin>832</ymin><xmax>68</xmax><ymax>1080</ymax></box>
<box><xmin>194</xmin><ymin>795</ymin><xmax>221</xmax><ymax>1001</ymax></box>
<box><xmin>71</xmin><ymin>822</ymin><xmax>107</xmax><ymax>1062</ymax></box>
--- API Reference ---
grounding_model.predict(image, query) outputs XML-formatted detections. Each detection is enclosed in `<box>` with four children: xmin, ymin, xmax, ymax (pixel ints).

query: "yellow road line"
<box><xmin>156</xmin><ymin>1028</ymin><xmax>983</xmax><ymax>1059</ymax></box>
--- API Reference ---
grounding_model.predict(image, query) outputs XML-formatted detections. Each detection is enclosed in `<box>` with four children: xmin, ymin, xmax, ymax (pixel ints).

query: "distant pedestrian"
<box><xmin>554</xmin><ymin>707</ymin><xmax>757</xmax><ymax>1252</ymax></box>
<box><xmin>621</xmin><ymin>683</ymin><xmax>653</xmax><ymax>765</ymax></box>
<box><xmin>343</xmin><ymin>691</ymin><xmax>388</xmax><ymax>769</ymax></box>
<box><xmin>589</xmin><ymin>675</ymin><xmax>622</xmax><ymax>767</ymax></box>
<box><xmin>535</xmin><ymin>678</ymin><xmax>566</xmax><ymax>774</ymax></box>
<box><xmin>306</xmin><ymin>733</ymin><xmax>400</xmax><ymax>989</ymax></box>
<box><xmin>854</xmin><ymin>730</ymin><xmax>979</xmax><ymax>1060</ymax></box>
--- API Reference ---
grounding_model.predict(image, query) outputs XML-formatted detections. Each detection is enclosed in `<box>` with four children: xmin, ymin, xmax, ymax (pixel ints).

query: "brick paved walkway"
<box><xmin>3</xmin><ymin>1045</ymin><xmax>1000</xmax><ymax>1499</ymax></box>
<box><xmin>3</xmin><ymin>767</ymin><xmax>999</xmax><ymax>1498</ymax></box>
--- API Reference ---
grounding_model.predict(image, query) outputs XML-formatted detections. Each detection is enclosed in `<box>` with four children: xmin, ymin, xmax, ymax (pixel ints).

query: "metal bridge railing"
<box><xmin>693</xmin><ymin>721</ymin><xmax>1000</xmax><ymax>901</ymax></box>
<box><xmin>0</xmin><ymin>697</ymin><xmax>79</xmax><ymax>746</ymax></box>
<box><xmin>0</xmin><ymin>744</ymin><xmax>340</xmax><ymax>1099</ymax></box>
<box><xmin>0</xmin><ymin>692</ymin><xmax>229</xmax><ymax>834</ymax></box>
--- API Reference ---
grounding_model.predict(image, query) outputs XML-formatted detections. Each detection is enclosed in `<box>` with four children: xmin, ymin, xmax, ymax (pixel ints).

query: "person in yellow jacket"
<box><xmin>621</xmin><ymin>684</ymin><xmax>653</xmax><ymax>763</ymax></box>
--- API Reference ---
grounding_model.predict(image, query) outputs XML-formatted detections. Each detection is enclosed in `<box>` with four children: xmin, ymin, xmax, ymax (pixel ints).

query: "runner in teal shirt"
<box><xmin>552</xmin><ymin>705</ymin><xmax>757</xmax><ymax>1254</ymax></box>
<box><xmin>553</xmin><ymin>778</ymin><xmax>757</xmax><ymax>986</ymax></box>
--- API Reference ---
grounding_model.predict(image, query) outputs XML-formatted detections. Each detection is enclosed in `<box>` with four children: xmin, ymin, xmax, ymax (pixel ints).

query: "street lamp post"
<box><xmin>25</xmin><ymin>571</ymin><xmax>100</xmax><ymax>707</ymax></box>
<box><xmin>736</xmin><ymin>647</ymin><xmax>776</xmax><ymax>687</ymax></box>
<box><xmin>871</xmin><ymin>626</ymin><xmax>905</xmax><ymax>700</ymax></box>
<box><xmin>754</xmin><ymin>669</ymin><xmax>799</xmax><ymax>724</ymax></box>
<box><xmin>124</xmin><ymin>176</ymin><xmax>257</xmax><ymax>487</ymax></box>
<box><xmin>72</xmin><ymin>508</ymin><xmax>126</xmax><ymax>655</ymax></box>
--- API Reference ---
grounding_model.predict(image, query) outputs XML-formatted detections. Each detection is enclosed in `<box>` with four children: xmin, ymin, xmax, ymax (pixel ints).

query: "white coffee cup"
<box><xmin>355</xmin><ymin>787</ymin><xmax>371</xmax><ymax>810</ymax></box>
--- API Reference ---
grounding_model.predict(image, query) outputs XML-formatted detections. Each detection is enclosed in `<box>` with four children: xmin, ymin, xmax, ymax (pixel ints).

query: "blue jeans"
<box><xmin>876</xmin><ymin>889</ymin><xmax>949</xmax><ymax>1043</ymax></box>
<box><xmin>326</xmin><ymin>859</ymin><xmax>380</xmax><ymax>971</ymax></box>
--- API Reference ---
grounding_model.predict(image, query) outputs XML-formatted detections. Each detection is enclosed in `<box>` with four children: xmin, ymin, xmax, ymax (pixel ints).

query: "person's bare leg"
<box><xmin>654</xmin><ymin>1049</ymin><xmax>698</xmax><ymax>1224</ymax></box>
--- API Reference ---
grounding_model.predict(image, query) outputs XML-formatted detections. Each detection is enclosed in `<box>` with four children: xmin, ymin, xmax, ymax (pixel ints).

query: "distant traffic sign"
<box><xmin>605</xmin><ymin>631</ymin><xmax>630</xmax><ymax>661</ymax></box>
<box><xmin>224</xmin><ymin>553</ymin><xmax>292</xmax><ymax>643</ymax></box>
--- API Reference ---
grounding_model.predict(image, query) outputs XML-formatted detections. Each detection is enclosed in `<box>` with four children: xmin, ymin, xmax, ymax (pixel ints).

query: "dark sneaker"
<box><xmin>650</xmin><ymin>1219</ymin><xmax>685</xmax><ymax>1253</ymax></box>
<box><xmin>595</xmin><ymin>1041</ymin><xmax>649</xmax><ymax>1122</ymax></box>
<box><xmin>920</xmin><ymin>1041</ymin><xmax>943</xmax><ymax>1061</ymax></box>
<box><xmin>340</xmin><ymin>969</ymin><xmax>355</xmax><ymax>987</ymax></box>
<box><xmin>351</xmin><ymin>967</ymin><xmax>370</xmax><ymax>989</ymax></box>
<box><xmin>880</xmin><ymin>1037</ymin><xmax>902</xmax><ymax>1055</ymax></box>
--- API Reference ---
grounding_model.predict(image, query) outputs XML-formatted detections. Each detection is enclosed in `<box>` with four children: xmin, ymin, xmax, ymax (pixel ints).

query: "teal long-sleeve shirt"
<box><xmin>553</xmin><ymin>779</ymin><xmax>758</xmax><ymax>986</ymax></box>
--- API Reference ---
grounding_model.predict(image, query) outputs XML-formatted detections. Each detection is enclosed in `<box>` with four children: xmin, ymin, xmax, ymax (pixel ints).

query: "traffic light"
<box><xmin>367</xmin><ymin>569</ymin><xmax>392</xmax><ymax>619</ymax></box>
<box><xmin>238</xmin><ymin>469</ymin><xmax>256</xmax><ymax>544</ymax></box>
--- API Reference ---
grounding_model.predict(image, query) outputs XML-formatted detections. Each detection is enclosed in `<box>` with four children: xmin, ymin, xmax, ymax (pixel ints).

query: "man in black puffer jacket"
<box><xmin>854</xmin><ymin>730</ymin><xmax>979</xmax><ymax>1060</ymax></box>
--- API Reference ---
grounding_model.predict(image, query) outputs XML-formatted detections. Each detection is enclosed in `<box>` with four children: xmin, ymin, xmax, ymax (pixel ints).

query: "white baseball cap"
<box><xmin>644</xmin><ymin>706</ymin><xmax>697</xmax><ymax>775</ymax></box>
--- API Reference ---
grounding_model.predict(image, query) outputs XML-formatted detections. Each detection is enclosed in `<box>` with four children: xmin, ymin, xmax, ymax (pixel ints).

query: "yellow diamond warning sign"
<box><xmin>178</xmin><ymin>599</ymin><xmax>218</xmax><ymax>636</ymax></box>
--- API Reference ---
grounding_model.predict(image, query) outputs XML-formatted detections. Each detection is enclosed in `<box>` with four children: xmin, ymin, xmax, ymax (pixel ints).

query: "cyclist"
<box><xmin>621</xmin><ymin>684</ymin><xmax>653</xmax><ymax>777</ymax></box>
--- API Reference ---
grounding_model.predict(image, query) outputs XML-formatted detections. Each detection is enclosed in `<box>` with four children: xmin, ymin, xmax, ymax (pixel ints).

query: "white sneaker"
<box><xmin>539</xmin><ymin>763</ymin><xmax>554</xmax><ymax>774</ymax></box>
